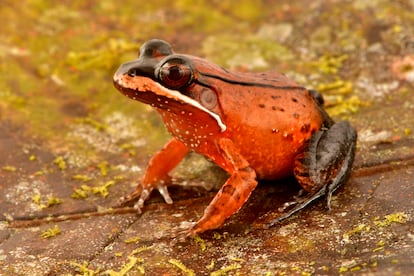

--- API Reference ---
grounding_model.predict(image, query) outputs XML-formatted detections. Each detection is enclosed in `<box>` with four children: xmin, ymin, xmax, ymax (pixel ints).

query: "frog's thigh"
<box><xmin>294</xmin><ymin>120</ymin><xmax>357</xmax><ymax>204</ymax></box>
<box><xmin>189</xmin><ymin>138</ymin><xmax>258</xmax><ymax>235</ymax></box>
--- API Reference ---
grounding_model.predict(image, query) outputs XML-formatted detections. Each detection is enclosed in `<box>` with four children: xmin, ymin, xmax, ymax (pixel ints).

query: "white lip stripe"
<box><xmin>154</xmin><ymin>83</ymin><xmax>227</xmax><ymax>132</ymax></box>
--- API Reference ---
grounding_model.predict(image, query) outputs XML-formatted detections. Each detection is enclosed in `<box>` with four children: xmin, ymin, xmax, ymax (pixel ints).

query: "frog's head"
<box><xmin>113</xmin><ymin>39</ymin><xmax>226</xmax><ymax>132</ymax></box>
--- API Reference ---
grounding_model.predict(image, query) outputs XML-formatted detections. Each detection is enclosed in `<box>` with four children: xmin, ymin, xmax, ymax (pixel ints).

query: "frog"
<box><xmin>113</xmin><ymin>39</ymin><xmax>357</xmax><ymax>236</ymax></box>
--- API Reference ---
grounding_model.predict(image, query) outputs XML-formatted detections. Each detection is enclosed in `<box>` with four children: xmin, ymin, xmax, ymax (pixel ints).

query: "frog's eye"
<box><xmin>157</xmin><ymin>57</ymin><xmax>194</xmax><ymax>89</ymax></box>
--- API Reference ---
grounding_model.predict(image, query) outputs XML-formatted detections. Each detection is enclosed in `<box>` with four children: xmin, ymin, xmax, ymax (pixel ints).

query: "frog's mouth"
<box><xmin>113</xmin><ymin>74</ymin><xmax>226</xmax><ymax>132</ymax></box>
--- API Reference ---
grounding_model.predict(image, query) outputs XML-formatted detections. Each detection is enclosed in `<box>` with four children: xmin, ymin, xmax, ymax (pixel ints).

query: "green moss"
<box><xmin>373</xmin><ymin>212</ymin><xmax>408</xmax><ymax>227</ymax></box>
<box><xmin>41</xmin><ymin>225</ymin><xmax>61</xmax><ymax>239</ymax></box>
<box><xmin>124</xmin><ymin>236</ymin><xmax>140</xmax><ymax>244</ymax></box>
<box><xmin>202</xmin><ymin>34</ymin><xmax>293</xmax><ymax>70</ymax></box>
<box><xmin>53</xmin><ymin>156</ymin><xmax>67</xmax><ymax>170</ymax></box>
<box><xmin>210</xmin><ymin>263</ymin><xmax>242</xmax><ymax>276</ymax></box>
<box><xmin>2</xmin><ymin>166</ymin><xmax>17</xmax><ymax>172</ymax></box>
<box><xmin>326</xmin><ymin>95</ymin><xmax>367</xmax><ymax>117</ymax></box>
<box><xmin>70</xmin><ymin>261</ymin><xmax>100</xmax><ymax>276</ymax></box>
<box><xmin>72</xmin><ymin>180</ymin><xmax>116</xmax><ymax>199</ymax></box>
<box><xmin>316</xmin><ymin>79</ymin><xmax>353</xmax><ymax>95</ymax></box>
<box><xmin>193</xmin><ymin>235</ymin><xmax>207</xmax><ymax>252</ymax></box>
<box><xmin>105</xmin><ymin>256</ymin><xmax>144</xmax><ymax>276</ymax></box>
<box><xmin>33</xmin><ymin>194</ymin><xmax>63</xmax><ymax>209</ymax></box>
<box><xmin>168</xmin><ymin>259</ymin><xmax>195</xmax><ymax>276</ymax></box>
<box><xmin>342</xmin><ymin>223</ymin><xmax>370</xmax><ymax>241</ymax></box>
<box><xmin>71</xmin><ymin>186</ymin><xmax>90</xmax><ymax>199</ymax></box>
<box><xmin>97</xmin><ymin>161</ymin><xmax>109</xmax><ymax>176</ymax></box>
<box><xmin>72</xmin><ymin>174</ymin><xmax>93</xmax><ymax>182</ymax></box>
<box><xmin>311</xmin><ymin>54</ymin><xmax>349</xmax><ymax>75</ymax></box>
<box><xmin>66</xmin><ymin>38</ymin><xmax>139</xmax><ymax>72</ymax></box>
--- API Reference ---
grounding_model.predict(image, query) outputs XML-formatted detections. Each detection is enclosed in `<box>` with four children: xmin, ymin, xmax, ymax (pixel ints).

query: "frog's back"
<box><xmin>216</xmin><ymin>71</ymin><xmax>325</xmax><ymax>179</ymax></box>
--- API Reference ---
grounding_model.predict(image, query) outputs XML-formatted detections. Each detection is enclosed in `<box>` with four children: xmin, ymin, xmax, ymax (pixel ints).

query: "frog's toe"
<box><xmin>131</xmin><ymin>186</ymin><xmax>154</xmax><ymax>213</ymax></box>
<box><xmin>264</xmin><ymin>187</ymin><xmax>328</xmax><ymax>228</ymax></box>
<box><xmin>115</xmin><ymin>185</ymin><xmax>143</xmax><ymax>208</ymax></box>
<box><xmin>157</xmin><ymin>184</ymin><xmax>173</xmax><ymax>205</ymax></box>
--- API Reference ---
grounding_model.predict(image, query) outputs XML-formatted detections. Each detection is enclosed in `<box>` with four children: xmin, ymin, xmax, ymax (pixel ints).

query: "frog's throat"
<box><xmin>154</xmin><ymin>82</ymin><xmax>227</xmax><ymax>132</ymax></box>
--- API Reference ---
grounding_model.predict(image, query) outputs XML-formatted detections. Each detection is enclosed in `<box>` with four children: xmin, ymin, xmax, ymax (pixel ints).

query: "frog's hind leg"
<box><xmin>185</xmin><ymin>137</ymin><xmax>258</xmax><ymax>236</ymax></box>
<box><xmin>266</xmin><ymin>121</ymin><xmax>357</xmax><ymax>227</ymax></box>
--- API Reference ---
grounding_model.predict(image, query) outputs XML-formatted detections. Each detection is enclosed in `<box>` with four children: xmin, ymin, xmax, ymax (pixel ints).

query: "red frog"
<box><xmin>113</xmin><ymin>39</ymin><xmax>357</xmax><ymax>236</ymax></box>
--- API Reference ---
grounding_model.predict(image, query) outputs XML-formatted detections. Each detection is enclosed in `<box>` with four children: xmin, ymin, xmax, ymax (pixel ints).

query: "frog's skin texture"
<box><xmin>113</xmin><ymin>39</ymin><xmax>357</xmax><ymax>236</ymax></box>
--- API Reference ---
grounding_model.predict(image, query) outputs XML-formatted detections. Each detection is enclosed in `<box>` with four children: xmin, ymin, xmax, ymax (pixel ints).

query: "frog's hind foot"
<box><xmin>265</xmin><ymin>186</ymin><xmax>331</xmax><ymax>228</ymax></box>
<box><xmin>266</xmin><ymin>121</ymin><xmax>357</xmax><ymax>228</ymax></box>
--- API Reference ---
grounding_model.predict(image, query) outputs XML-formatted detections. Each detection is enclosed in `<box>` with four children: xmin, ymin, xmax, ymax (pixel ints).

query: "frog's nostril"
<box><xmin>127</xmin><ymin>68</ymin><xmax>138</xmax><ymax>77</ymax></box>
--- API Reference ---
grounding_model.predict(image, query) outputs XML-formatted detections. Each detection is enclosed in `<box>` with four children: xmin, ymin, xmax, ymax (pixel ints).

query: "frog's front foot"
<box><xmin>116</xmin><ymin>176</ymin><xmax>173</xmax><ymax>213</ymax></box>
<box><xmin>266</xmin><ymin>121</ymin><xmax>357</xmax><ymax>227</ymax></box>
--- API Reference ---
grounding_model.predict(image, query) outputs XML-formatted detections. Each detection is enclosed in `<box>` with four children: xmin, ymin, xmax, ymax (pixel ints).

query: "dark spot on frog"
<box><xmin>222</xmin><ymin>185</ymin><xmax>241</xmax><ymax>201</ymax></box>
<box><xmin>271</xmin><ymin>95</ymin><xmax>281</xmax><ymax>99</ymax></box>
<box><xmin>293</xmin><ymin>113</ymin><xmax>300</xmax><ymax>119</ymax></box>
<box><xmin>272</xmin><ymin>106</ymin><xmax>285</xmax><ymax>112</ymax></box>
<box><xmin>301</xmin><ymin>123</ymin><xmax>311</xmax><ymax>133</ymax></box>
<box><xmin>222</xmin><ymin>185</ymin><xmax>236</xmax><ymax>195</ymax></box>
<box><xmin>259</xmin><ymin>103</ymin><xmax>265</xmax><ymax>108</ymax></box>
<box><xmin>291</xmin><ymin>97</ymin><xmax>298</xmax><ymax>103</ymax></box>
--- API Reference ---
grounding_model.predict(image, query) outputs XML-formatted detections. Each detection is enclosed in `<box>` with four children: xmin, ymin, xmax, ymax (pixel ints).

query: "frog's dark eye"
<box><xmin>157</xmin><ymin>57</ymin><xmax>194</xmax><ymax>89</ymax></box>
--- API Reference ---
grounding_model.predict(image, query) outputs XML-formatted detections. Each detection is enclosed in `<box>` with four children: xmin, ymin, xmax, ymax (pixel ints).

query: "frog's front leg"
<box><xmin>119</xmin><ymin>138</ymin><xmax>189</xmax><ymax>212</ymax></box>
<box><xmin>267</xmin><ymin>121</ymin><xmax>357</xmax><ymax>227</ymax></box>
<box><xmin>187</xmin><ymin>138</ymin><xmax>258</xmax><ymax>236</ymax></box>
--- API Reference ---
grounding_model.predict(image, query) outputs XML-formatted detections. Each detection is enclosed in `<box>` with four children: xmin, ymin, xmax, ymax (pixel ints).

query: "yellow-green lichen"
<box><xmin>373</xmin><ymin>212</ymin><xmax>408</xmax><ymax>227</ymax></box>
<box><xmin>66</xmin><ymin>38</ymin><xmax>139</xmax><ymax>72</ymax></box>
<box><xmin>202</xmin><ymin>34</ymin><xmax>293</xmax><ymax>70</ymax></box>
<box><xmin>71</xmin><ymin>186</ymin><xmax>90</xmax><ymax>199</ymax></box>
<box><xmin>97</xmin><ymin>161</ymin><xmax>109</xmax><ymax>176</ymax></box>
<box><xmin>105</xmin><ymin>256</ymin><xmax>144</xmax><ymax>276</ymax></box>
<box><xmin>72</xmin><ymin>180</ymin><xmax>116</xmax><ymax>199</ymax></box>
<box><xmin>206</xmin><ymin>260</ymin><xmax>215</xmax><ymax>270</ymax></box>
<box><xmin>312</xmin><ymin>54</ymin><xmax>349</xmax><ymax>75</ymax></box>
<box><xmin>77</xmin><ymin>117</ymin><xmax>108</xmax><ymax>132</ymax></box>
<box><xmin>41</xmin><ymin>225</ymin><xmax>61</xmax><ymax>239</ymax></box>
<box><xmin>2</xmin><ymin>165</ymin><xmax>17</xmax><ymax>172</ymax></box>
<box><xmin>326</xmin><ymin>95</ymin><xmax>366</xmax><ymax>117</ymax></box>
<box><xmin>124</xmin><ymin>236</ymin><xmax>140</xmax><ymax>244</ymax></box>
<box><xmin>316</xmin><ymin>79</ymin><xmax>353</xmax><ymax>95</ymax></box>
<box><xmin>342</xmin><ymin>223</ymin><xmax>370</xmax><ymax>242</ymax></box>
<box><xmin>91</xmin><ymin>180</ymin><xmax>116</xmax><ymax>198</ymax></box>
<box><xmin>168</xmin><ymin>259</ymin><xmax>195</xmax><ymax>276</ymax></box>
<box><xmin>33</xmin><ymin>194</ymin><xmax>63</xmax><ymax>209</ymax></box>
<box><xmin>53</xmin><ymin>156</ymin><xmax>67</xmax><ymax>170</ymax></box>
<box><xmin>210</xmin><ymin>263</ymin><xmax>242</xmax><ymax>276</ymax></box>
<box><xmin>120</xmin><ymin>143</ymin><xmax>137</xmax><ymax>156</ymax></box>
<box><xmin>193</xmin><ymin>234</ymin><xmax>207</xmax><ymax>252</ymax></box>
<box><xmin>70</xmin><ymin>261</ymin><xmax>100</xmax><ymax>276</ymax></box>
<box><xmin>130</xmin><ymin>246</ymin><xmax>151</xmax><ymax>256</ymax></box>
<box><xmin>72</xmin><ymin>174</ymin><xmax>93</xmax><ymax>182</ymax></box>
